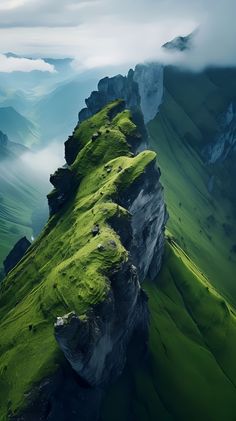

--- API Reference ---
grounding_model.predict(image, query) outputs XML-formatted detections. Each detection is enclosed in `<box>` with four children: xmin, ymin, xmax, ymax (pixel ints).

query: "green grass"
<box><xmin>102</xmin><ymin>68</ymin><xmax>236</xmax><ymax>420</ymax></box>
<box><xmin>148</xmin><ymin>67</ymin><xmax>236</xmax><ymax>306</ymax></box>
<box><xmin>102</xmin><ymin>241</ymin><xmax>236</xmax><ymax>421</ymax></box>
<box><xmin>0</xmin><ymin>161</ymin><xmax>48</xmax><ymax>268</ymax></box>
<box><xmin>0</xmin><ymin>101</ymin><xmax>157</xmax><ymax>420</ymax></box>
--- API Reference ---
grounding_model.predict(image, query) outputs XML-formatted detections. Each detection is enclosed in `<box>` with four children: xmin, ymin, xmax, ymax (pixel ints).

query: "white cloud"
<box><xmin>20</xmin><ymin>142</ymin><xmax>64</xmax><ymax>180</ymax></box>
<box><xmin>0</xmin><ymin>0</ymin><xmax>27</xmax><ymax>11</ymax></box>
<box><xmin>0</xmin><ymin>0</ymin><xmax>235</xmax><ymax>71</ymax></box>
<box><xmin>0</xmin><ymin>54</ymin><xmax>55</xmax><ymax>73</ymax></box>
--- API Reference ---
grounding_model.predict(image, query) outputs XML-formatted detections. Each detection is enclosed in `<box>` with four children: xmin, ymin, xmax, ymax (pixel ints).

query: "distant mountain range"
<box><xmin>0</xmin><ymin>106</ymin><xmax>38</xmax><ymax>146</ymax></box>
<box><xmin>0</xmin><ymin>130</ymin><xmax>27</xmax><ymax>159</ymax></box>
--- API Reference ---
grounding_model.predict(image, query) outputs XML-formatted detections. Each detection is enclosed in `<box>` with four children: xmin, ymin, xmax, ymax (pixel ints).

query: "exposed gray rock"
<box><xmin>78</xmin><ymin>71</ymin><xmax>140</xmax><ymax>124</ymax></box>
<box><xmin>54</xmin><ymin>157</ymin><xmax>167</xmax><ymax>395</ymax></box>
<box><xmin>203</xmin><ymin>101</ymin><xmax>236</xmax><ymax>164</ymax></box>
<box><xmin>133</xmin><ymin>63</ymin><xmax>164</xmax><ymax>123</ymax></box>
<box><xmin>78</xmin><ymin>63</ymin><xmax>164</xmax><ymax>126</ymax></box>
<box><xmin>118</xmin><ymin>159</ymin><xmax>168</xmax><ymax>281</ymax></box>
<box><xmin>54</xmin><ymin>261</ymin><xmax>148</xmax><ymax>388</ymax></box>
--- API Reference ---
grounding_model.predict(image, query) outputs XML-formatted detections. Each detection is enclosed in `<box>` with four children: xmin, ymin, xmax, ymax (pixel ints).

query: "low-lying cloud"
<box><xmin>0</xmin><ymin>53</ymin><xmax>55</xmax><ymax>73</ymax></box>
<box><xmin>0</xmin><ymin>0</ymin><xmax>235</xmax><ymax>72</ymax></box>
<box><xmin>20</xmin><ymin>142</ymin><xmax>64</xmax><ymax>180</ymax></box>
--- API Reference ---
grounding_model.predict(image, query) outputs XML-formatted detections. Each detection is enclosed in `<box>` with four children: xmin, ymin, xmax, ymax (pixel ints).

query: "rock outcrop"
<box><xmin>3</xmin><ymin>236</ymin><xmax>31</xmax><ymax>275</ymax></box>
<box><xmin>78</xmin><ymin>63</ymin><xmax>164</xmax><ymax>126</ymax></box>
<box><xmin>0</xmin><ymin>100</ymin><xmax>167</xmax><ymax>421</ymax></box>
<box><xmin>54</xmin><ymin>158</ymin><xmax>166</xmax><ymax>390</ymax></box>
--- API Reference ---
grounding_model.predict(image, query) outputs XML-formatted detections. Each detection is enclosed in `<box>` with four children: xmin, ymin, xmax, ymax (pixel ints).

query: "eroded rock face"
<box><xmin>54</xmin><ymin>264</ymin><xmax>148</xmax><ymax>388</ymax></box>
<box><xmin>4</xmin><ymin>237</ymin><xmax>31</xmax><ymax>275</ymax></box>
<box><xmin>48</xmin><ymin>167</ymin><xmax>76</xmax><ymax>215</ymax></box>
<box><xmin>118</xmin><ymin>161</ymin><xmax>167</xmax><ymax>281</ymax></box>
<box><xmin>19</xmin><ymin>99</ymin><xmax>167</xmax><ymax>421</ymax></box>
<box><xmin>133</xmin><ymin>63</ymin><xmax>164</xmax><ymax>123</ymax></box>
<box><xmin>54</xmin><ymin>157</ymin><xmax>166</xmax><ymax>398</ymax></box>
<box><xmin>203</xmin><ymin>101</ymin><xmax>236</xmax><ymax>164</ymax></box>
<box><xmin>78</xmin><ymin>71</ymin><xmax>140</xmax><ymax>124</ymax></box>
<box><xmin>78</xmin><ymin>63</ymin><xmax>164</xmax><ymax>126</ymax></box>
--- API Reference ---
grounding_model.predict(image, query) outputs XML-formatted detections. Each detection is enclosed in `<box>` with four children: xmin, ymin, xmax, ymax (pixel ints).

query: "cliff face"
<box><xmin>78</xmin><ymin>63</ymin><xmax>164</xmax><ymax>126</ymax></box>
<box><xmin>202</xmin><ymin>101</ymin><xmax>236</xmax><ymax>164</ymax></box>
<box><xmin>54</xmin><ymin>158</ymin><xmax>166</xmax><ymax>390</ymax></box>
<box><xmin>0</xmin><ymin>100</ymin><xmax>167</xmax><ymax>421</ymax></box>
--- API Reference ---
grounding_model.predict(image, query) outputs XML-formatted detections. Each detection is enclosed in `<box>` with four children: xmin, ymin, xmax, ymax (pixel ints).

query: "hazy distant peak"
<box><xmin>162</xmin><ymin>31</ymin><xmax>196</xmax><ymax>52</ymax></box>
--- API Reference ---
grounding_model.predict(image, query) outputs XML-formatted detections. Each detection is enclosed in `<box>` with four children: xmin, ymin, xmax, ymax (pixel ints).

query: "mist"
<box><xmin>0</xmin><ymin>0</ymin><xmax>235</xmax><ymax>73</ymax></box>
<box><xmin>20</xmin><ymin>142</ymin><xmax>64</xmax><ymax>184</ymax></box>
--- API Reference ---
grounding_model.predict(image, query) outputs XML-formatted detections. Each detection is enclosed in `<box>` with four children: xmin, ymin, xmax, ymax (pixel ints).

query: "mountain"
<box><xmin>0</xmin><ymin>54</ymin><xmax>75</xmax><ymax>93</ymax></box>
<box><xmin>1</xmin><ymin>60</ymin><xmax>236</xmax><ymax>421</ymax></box>
<box><xmin>0</xmin><ymin>106</ymin><xmax>38</xmax><ymax>146</ymax></box>
<box><xmin>162</xmin><ymin>33</ymin><xmax>194</xmax><ymax>51</ymax></box>
<box><xmin>0</xmin><ymin>100</ymin><xmax>166</xmax><ymax>419</ymax></box>
<box><xmin>148</xmin><ymin>66</ymin><xmax>236</xmax><ymax>303</ymax></box>
<box><xmin>5</xmin><ymin>53</ymin><xmax>73</xmax><ymax>75</ymax></box>
<box><xmin>69</xmin><ymin>64</ymin><xmax>236</xmax><ymax>420</ymax></box>
<box><xmin>81</xmin><ymin>64</ymin><xmax>236</xmax><ymax>303</ymax></box>
<box><xmin>0</xmin><ymin>153</ymin><xmax>49</xmax><ymax>272</ymax></box>
<box><xmin>0</xmin><ymin>130</ymin><xmax>28</xmax><ymax>159</ymax></box>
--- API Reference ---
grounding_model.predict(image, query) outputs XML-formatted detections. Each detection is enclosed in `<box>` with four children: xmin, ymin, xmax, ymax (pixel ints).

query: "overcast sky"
<box><xmin>0</xmin><ymin>0</ymin><xmax>235</xmax><ymax>72</ymax></box>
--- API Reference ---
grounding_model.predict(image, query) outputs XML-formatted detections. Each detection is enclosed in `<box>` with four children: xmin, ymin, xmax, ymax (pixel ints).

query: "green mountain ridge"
<box><xmin>0</xmin><ymin>100</ymin><xmax>160</xmax><ymax>420</ymax></box>
<box><xmin>1</xmin><ymin>64</ymin><xmax>236</xmax><ymax>421</ymax></box>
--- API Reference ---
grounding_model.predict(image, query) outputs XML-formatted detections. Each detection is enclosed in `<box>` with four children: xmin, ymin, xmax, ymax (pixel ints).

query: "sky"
<box><xmin>0</xmin><ymin>0</ymin><xmax>235</xmax><ymax>72</ymax></box>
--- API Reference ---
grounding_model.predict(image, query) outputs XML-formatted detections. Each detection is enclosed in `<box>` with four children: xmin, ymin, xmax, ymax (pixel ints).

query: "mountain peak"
<box><xmin>162</xmin><ymin>31</ymin><xmax>196</xmax><ymax>52</ymax></box>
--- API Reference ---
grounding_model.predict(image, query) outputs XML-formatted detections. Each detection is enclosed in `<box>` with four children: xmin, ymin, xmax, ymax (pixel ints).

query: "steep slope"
<box><xmin>0</xmin><ymin>131</ymin><xmax>27</xmax><ymax>160</ymax></box>
<box><xmin>102</xmin><ymin>239</ymin><xmax>236</xmax><ymax>421</ymax></box>
<box><xmin>0</xmin><ymin>100</ymin><xmax>166</xmax><ymax>420</ymax></box>
<box><xmin>148</xmin><ymin>66</ymin><xmax>236</xmax><ymax>305</ymax></box>
<box><xmin>0</xmin><ymin>153</ymin><xmax>49</xmax><ymax>270</ymax></box>
<box><xmin>77</xmin><ymin>63</ymin><xmax>236</xmax><ymax>420</ymax></box>
<box><xmin>0</xmin><ymin>107</ymin><xmax>38</xmax><ymax>147</ymax></box>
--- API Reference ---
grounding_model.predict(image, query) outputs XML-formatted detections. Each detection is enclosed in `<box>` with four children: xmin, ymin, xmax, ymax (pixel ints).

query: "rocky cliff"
<box><xmin>78</xmin><ymin>63</ymin><xmax>164</xmax><ymax>127</ymax></box>
<box><xmin>202</xmin><ymin>101</ymin><xmax>236</xmax><ymax>164</ymax></box>
<box><xmin>0</xmin><ymin>100</ymin><xmax>167</xmax><ymax>421</ymax></box>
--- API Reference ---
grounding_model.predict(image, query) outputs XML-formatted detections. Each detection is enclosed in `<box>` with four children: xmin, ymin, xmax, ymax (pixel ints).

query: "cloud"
<box><xmin>0</xmin><ymin>54</ymin><xmax>55</xmax><ymax>73</ymax></box>
<box><xmin>0</xmin><ymin>0</ymin><xmax>27</xmax><ymax>11</ymax></box>
<box><xmin>0</xmin><ymin>0</ymin><xmax>235</xmax><ymax>71</ymax></box>
<box><xmin>20</xmin><ymin>142</ymin><xmax>64</xmax><ymax>181</ymax></box>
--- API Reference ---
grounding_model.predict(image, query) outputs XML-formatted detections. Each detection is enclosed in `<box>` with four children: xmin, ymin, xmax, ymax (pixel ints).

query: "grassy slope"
<box><xmin>0</xmin><ymin>160</ymin><xmax>48</xmax><ymax>269</ymax></box>
<box><xmin>148</xmin><ymin>67</ymin><xmax>236</xmax><ymax>306</ymax></box>
<box><xmin>102</xmin><ymin>68</ymin><xmax>236</xmax><ymax>420</ymax></box>
<box><xmin>102</xmin><ymin>241</ymin><xmax>236</xmax><ymax>421</ymax></box>
<box><xmin>0</xmin><ymin>101</ymin><xmax>156</xmax><ymax>420</ymax></box>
